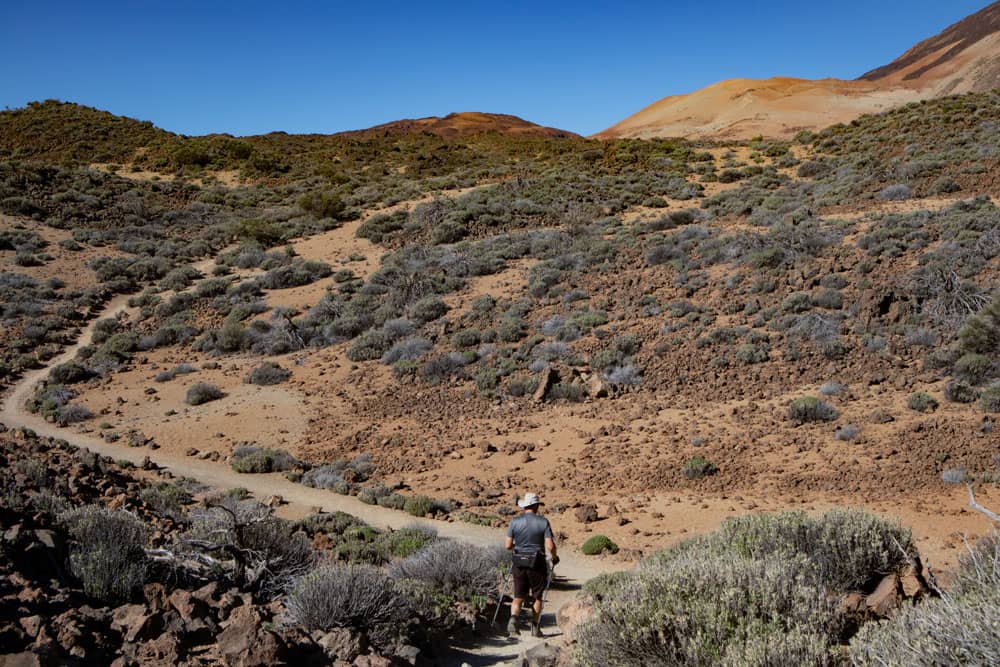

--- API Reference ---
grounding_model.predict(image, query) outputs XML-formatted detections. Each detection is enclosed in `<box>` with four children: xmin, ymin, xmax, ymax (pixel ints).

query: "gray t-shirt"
<box><xmin>506</xmin><ymin>513</ymin><xmax>554</xmax><ymax>555</ymax></box>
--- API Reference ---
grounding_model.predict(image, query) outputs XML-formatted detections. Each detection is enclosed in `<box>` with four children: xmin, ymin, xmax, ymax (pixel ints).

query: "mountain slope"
<box><xmin>860</xmin><ymin>0</ymin><xmax>1000</xmax><ymax>94</ymax></box>
<box><xmin>340</xmin><ymin>111</ymin><xmax>579</xmax><ymax>139</ymax></box>
<box><xmin>598</xmin><ymin>2</ymin><xmax>1000</xmax><ymax>140</ymax></box>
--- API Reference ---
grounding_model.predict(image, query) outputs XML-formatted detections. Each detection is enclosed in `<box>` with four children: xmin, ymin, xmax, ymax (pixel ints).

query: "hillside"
<box><xmin>340</xmin><ymin>111</ymin><xmax>579</xmax><ymax>139</ymax></box>
<box><xmin>598</xmin><ymin>1</ymin><xmax>1000</xmax><ymax>139</ymax></box>
<box><xmin>0</xmin><ymin>92</ymin><xmax>998</xmax><ymax>664</ymax></box>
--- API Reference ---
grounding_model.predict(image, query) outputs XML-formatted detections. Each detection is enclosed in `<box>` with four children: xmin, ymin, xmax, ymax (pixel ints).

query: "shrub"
<box><xmin>907</xmin><ymin>392</ymin><xmax>938</xmax><ymax>413</ymax></box>
<box><xmin>185</xmin><ymin>499</ymin><xmax>313</xmax><ymax>597</ymax></box>
<box><xmin>377</xmin><ymin>525</ymin><xmax>438</xmax><ymax>559</ymax></box>
<box><xmin>346</xmin><ymin>329</ymin><xmax>395</xmax><ymax>362</ymax></box>
<box><xmin>575</xmin><ymin>551</ymin><xmax>839</xmax><ymax>667</ymax></box>
<box><xmin>230</xmin><ymin>446</ymin><xmax>299</xmax><ymax>473</ymax></box>
<box><xmin>245</xmin><ymin>361</ymin><xmax>292</xmax><ymax>385</ymax></box>
<box><xmin>877</xmin><ymin>184</ymin><xmax>912</xmax><ymax>201</ymax></box>
<box><xmin>944</xmin><ymin>380</ymin><xmax>979</xmax><ymax>404</ymax></box>
<box><xmin>819</xmin><ymin>382</ymin><xmax>846</xmax><ymax>396</ymax></box>
<box><xmin>735</xmin><ymin>343</ymin><xmax>769</xmax><ymax>364</ymax></box>
<box><xmin>139</xmin><ymin>483</ymin><xmax>192</xmax><ymax>520</ymax></box>
<box><xmin>954</xmin><ymin>353</ymin><xmax>995</xmax><ymax>385</ymax></box>
<box><xmin>408</xmin><ymin>296</ymin><xmax>448</xmax><ymax>323</ymax></box>
<box><xmin>381</xmin><ymin>337</ymin><xmax>432</xmax><ymax>364</ymax></box>
<box><xmin>581</xmin><ymin>535</ymin><xmax>619</xmax><ymax>556</ymax></box>
<box><xmin>981</xmin><ymin>383</ymin><xmax>1000</xmax><ymax>413</ymax></box>
<box><xmin>850</xmin><ymin>533</ymin><xmax>1000</xmax><ymax>666</ymax></box>
<box><xmin>48</xmin><ymin>361</ymin><xmax>92</xmax><ymax>385</ymax></box>
<box><xmin>958</xmin><ymin>295</ymin><xmax>1000</xmax><ymax>355</ymax></box>
<box><xmin>788</xmin><ymin>396</ymin><xmax>839</xmax><ymax>424</ymax></box>
<box><xmin>388</xmin><ymin>539</ymin><xmax>505</xmax><ymax>601</ymax></box>
<box><xmin>185</xmin><ymin>382</ymin><xmax>225</xmax><ymax>406</ymax></box>
<box><xmin>288</xmin><ymin>564</ymin><xmax>412</xmax><ymax>648</ymax></box>
<box><xmin>57</xmin><ymin>403</ymin><xmax>93</xmax><ymax>425</ymax></box>
<box><xmin>403</xmin><ymin>495</ymin><xmax>433</xmax><ymax>517</ymax></box>
<box><xmin>59</xmin><ymin>506</ymin><xmax>148</xmax><ymax>602</ymax></box>
<box><xmin>682</xmin><ymin>456</ymin><xmax>718</xmax><ymax>479</ymax></box>
<box><xmin>835</xmin><ymin>424</ymin><xmax>861</xmax><ymax>441</ymax></box>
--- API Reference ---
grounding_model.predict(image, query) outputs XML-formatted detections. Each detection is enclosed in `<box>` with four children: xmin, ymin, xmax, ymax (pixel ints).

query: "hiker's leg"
<box><xmin>511</xmin><ymin>596</ymin><xmax>524</xmax><ymax>619</ymax></box>
<box><xmin>532</xmin><ymin>597</ymin><xmax>543</xmax><ymax>623</ymax></box>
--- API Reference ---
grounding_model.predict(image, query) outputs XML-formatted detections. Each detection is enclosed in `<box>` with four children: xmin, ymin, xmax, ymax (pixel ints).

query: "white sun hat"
<box><xmin>517</xmin><ymin>492</ymin><xmax>544</xmax><ymax>508</ymax></box>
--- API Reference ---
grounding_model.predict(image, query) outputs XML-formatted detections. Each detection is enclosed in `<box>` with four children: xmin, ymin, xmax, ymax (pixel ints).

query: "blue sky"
<box><xmin>0</xmin><ymin>1</ymin><xmax>990</xmax><ymax>136</ymax></box>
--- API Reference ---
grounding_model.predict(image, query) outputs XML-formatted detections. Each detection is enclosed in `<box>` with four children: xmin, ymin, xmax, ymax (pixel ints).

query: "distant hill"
<box><xmin>338</xmin><ymin>111</ymin><xmax>579</xmax><ymax>139</ymax></box>
<box><xmin>598</xmin><ymin>1</ymin><xmax>1000</xmax><ymax>140</ymax></box>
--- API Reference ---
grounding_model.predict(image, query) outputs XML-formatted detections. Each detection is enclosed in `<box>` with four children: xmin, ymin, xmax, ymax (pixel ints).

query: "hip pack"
<box><xmin>513</xmin><ymin>551</ymin><xmax>542</xmax><ymax>568</ymax></box>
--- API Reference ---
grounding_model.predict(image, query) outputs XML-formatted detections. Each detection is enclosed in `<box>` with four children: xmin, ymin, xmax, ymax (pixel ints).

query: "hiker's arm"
<box><xmin>504</xmin><ymin>536</ymin><xmax>514</xmax><ymax>551</ymax></box>
<box><xmin>546</xmin><ymin>537</ymin><xmax>558</xmax><ymax>564</ymax></box>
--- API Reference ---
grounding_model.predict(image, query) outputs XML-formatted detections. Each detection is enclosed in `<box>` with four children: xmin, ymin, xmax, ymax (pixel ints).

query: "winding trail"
<box><xmin>0</xmin><ymin>192</ymin><xmax>616</xmax><ymax>665</ymax></box>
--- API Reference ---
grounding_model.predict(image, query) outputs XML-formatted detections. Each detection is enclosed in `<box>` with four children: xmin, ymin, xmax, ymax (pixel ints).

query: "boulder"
<box><xmin>111</xmin><ymin>604</ymin><xmax>160</xmax><ymax>643</ymax></box>
<box><xmin>314</xmin><ymin>628</ymin><xmax>363</xmax><ymax>661</ymax></box>
<box><xmin>517</xmin><ymin>642</ymin><xmax>561</xmax><ymax>667</ymax></box>
<box><xmin>865</xmin><ymin>573</ymin><xmax>902</xmax><ymax>617</ymax></box>
<box><xmin>533</xmin><ymin>368</ymin><xmax>557</xmax><ymax>402</ymax></box>
<box><xmin>217</xmin><ymin>605</ymin><xmax>286</xmax><ymax>667</ymax></box>
<box><xmin>573</xmin><ymin>504</ymin><xmax>599</xmax><ymax>523</ymax></box>
<box><xmin>557</xmin><ymin>594</ymin><xmax>595</xmax><ymax>648</ymax></box>
<box><xmin>0</xmin><ymin>653</ymin><xmax>42</xmax><ymax>667</ymax></box>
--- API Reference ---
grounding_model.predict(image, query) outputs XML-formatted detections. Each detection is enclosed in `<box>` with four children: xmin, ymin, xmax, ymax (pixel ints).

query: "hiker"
<box><xmin>504</xmin><ymin>492</ymin><xmax>558</xmax><ymax>637</ymax></box>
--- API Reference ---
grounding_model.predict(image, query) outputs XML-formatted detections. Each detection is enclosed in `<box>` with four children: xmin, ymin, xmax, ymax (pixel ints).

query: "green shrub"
<box><xmin>408</xmin><ymin>296</ymin><xmax>448</xmax><ymax>323</ymax></box>
<box><xmin>958</xmin><ymin>295</ymin><xmax>1000</xmax><ymax>355</ymax></box>
<box><xmin>788</xmin><ymin>396</ymin><xmax>838</xmax><ymax>424</ymax></box>
<box><xmin>735</xmin><ymin>343</ymin><xmax>769</xmax><ymax>364</ymax></box>
<box><xmin>403</xmin><ymin>495</ymin><xmax>433</xmax><ymax>517</ymax></box>
<box><xmin>139</xmin><ymin>483</ymin><xmax>192</xmax><ymax>520</ymax></box>
<box><xmin>944</xmin><ymin>380</ymin><xmax>979</xmax><ymax>404</ymax></box>
<box><xmin>954</xmin><ymin>353</ymin><xmax>995</xmax><ymax>385</ymax></box>
<box><xmin>981</xmin><ymin>383</ymin><xmax>1000</xmax><ymax>413</ymax></box>
<box><xmin>581</xmin><ymin>535</ymin><xmax>619</xmax><ymax>556</ymax></box>
<box><xmin>682</xmin><ymin>456</ymin><xmax>718</xmax><ymax>479</ymax></box>
<box><xmin>48</xmin><ymin>361</ymin><xmax>92</xmax><ymax>384</ymax></box>
<box><xmin>230</xmin><ymin>446</ymin><xmax>299</xmax><ymax>473</ymax></box>
<box><xmin>906</xmin><ymin>392</ymin><xmax>938</xmax><ymax>413</ymax></box>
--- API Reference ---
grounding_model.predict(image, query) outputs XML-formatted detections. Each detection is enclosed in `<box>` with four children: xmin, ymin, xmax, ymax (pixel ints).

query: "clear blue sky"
<box><xmin>0</xmin><ymin>1</ymin><xmax>991</xmax><ymax>136</ymax></box>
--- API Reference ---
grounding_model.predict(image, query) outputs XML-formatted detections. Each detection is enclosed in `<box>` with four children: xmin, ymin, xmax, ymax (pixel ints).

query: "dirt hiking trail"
<box><xmin>0</xmin><ymin>192</ymin><xmax>615</xmax><ymax>665</ymax></box>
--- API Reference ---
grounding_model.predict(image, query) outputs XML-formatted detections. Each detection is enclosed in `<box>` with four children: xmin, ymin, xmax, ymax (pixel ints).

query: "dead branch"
<box><xmin>967</xmin><ymin>484</ymin><xmax>1000</xmax><ymax>524</ymax></box>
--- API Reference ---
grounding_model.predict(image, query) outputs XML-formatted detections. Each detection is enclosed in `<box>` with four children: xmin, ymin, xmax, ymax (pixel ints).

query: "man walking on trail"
<box><xmin>505</xmin><ymin>492</ymin><xmax>558</xmax><ymax>637</ymax></box>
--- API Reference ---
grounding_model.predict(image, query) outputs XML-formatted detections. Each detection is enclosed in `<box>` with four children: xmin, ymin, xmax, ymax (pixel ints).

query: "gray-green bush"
<box><xmin>59</xmin><ymin>505</ymin><xmax>148</xmax><ymax>602</ymax></box>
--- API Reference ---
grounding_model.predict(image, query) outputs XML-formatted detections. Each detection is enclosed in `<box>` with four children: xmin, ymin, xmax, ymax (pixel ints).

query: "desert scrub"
<box><xmin>184</xmin><ymin>382</ymin><xmax>225</xmax><ymax>406</ymax></box>
<box><xmin>944</xmin><ymin>380</ymin><xmax>979</xmax><ymax>404</ymax></box>
<box><xmin>286</xmin><ymin>564</ymin><xmax>413</xmax><ymax>651</ymax></box>
<box><xmin>788</xmin><ymin>396</ymin><xmax>838</xmax><ymax>424</ymax></box>
<box><xmin>981</xmin><ymin>383</ymin><xmax>1000</xmax><ymax>413</ymax></box>
<box><xmin>850</xmin><ymin>532</ymin><xmax>1000</xmax><ymax>665</ymax></box>
<box><xmin>403</xmin><ymin>495</ymin><xmax>433</xmax><ymax>517</ymax></box>
<box><xmin>230</xmin><ymin>445</ymin><xmax>299</xmax><ymax>473</ymax></box>
<box><xmin>245</xmin><ymin>361</ymin><xmax>292</xmax><ymax>385</ymax></box>
<box><xmin>953</xmin><ymin>353</ymin><xmax>996</xmax><ymax>385</ymax></box>
<box><xmin>682</xmin><ymin>456</ymin><xmax>718</xmax><ymax>479</ymax></box>
<box><xmin>581</xmin><ymin>535</ymin><xmax>619</xmax><ymax>555</ymax></box>
<box><xmin>575</xmin><ymin>508</ymin><xmax>913</xmax><ymax>665</ymax></box>
<box><xmin>59</xmin><ymin>505</ymin><xmax>148</xmax><ymax>603</ymax></box>
<box><xmin>906</xmin><ymin>392</ymin><xmax>938</xmax><ymax>413</ymax></box>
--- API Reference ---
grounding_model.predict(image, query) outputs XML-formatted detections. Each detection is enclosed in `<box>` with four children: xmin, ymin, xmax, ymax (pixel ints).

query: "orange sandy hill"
<box><xmin>340</xmin><ymin>111</ymin><xmax>579</xmax><ymax>139</ymax></box>
<box><xmin>597</xmin><ymin>1</ymin><xmax>1000</xmax><ymax>140</ymax></box>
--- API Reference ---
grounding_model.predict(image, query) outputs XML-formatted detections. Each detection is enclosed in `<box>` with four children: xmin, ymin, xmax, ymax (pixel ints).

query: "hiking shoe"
<box><xmin>507</xmin><ymin>617</ymin><xmax>521</xmax><ymax>636</ymax></box>
<box><xmin>530</xmin><ymin>622</ymin><xmax>543</xmax><ymax>638</ymax></box>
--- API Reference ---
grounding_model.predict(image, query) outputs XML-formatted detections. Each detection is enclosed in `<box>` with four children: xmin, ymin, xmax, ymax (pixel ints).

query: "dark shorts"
<box><xmin>512</xmin><ymin>564</ymin><xmax>548</xmax><ymax>600</ymax></box>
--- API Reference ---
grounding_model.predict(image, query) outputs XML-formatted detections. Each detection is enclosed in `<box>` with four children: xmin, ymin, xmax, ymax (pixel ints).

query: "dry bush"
<box><xmin>286</xmin><ymin>564</ymin><xmax>412</xmax><ymax>650</ymax></box>
<box><xmin>185</xmin><ymin>382</ymin><xmax>225</xmax><ymax>406</ymax></box>
<box><xmin>387</xmin><ymin>539</ymin><xmax>506</xmax><ymax>601</ymax></box>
